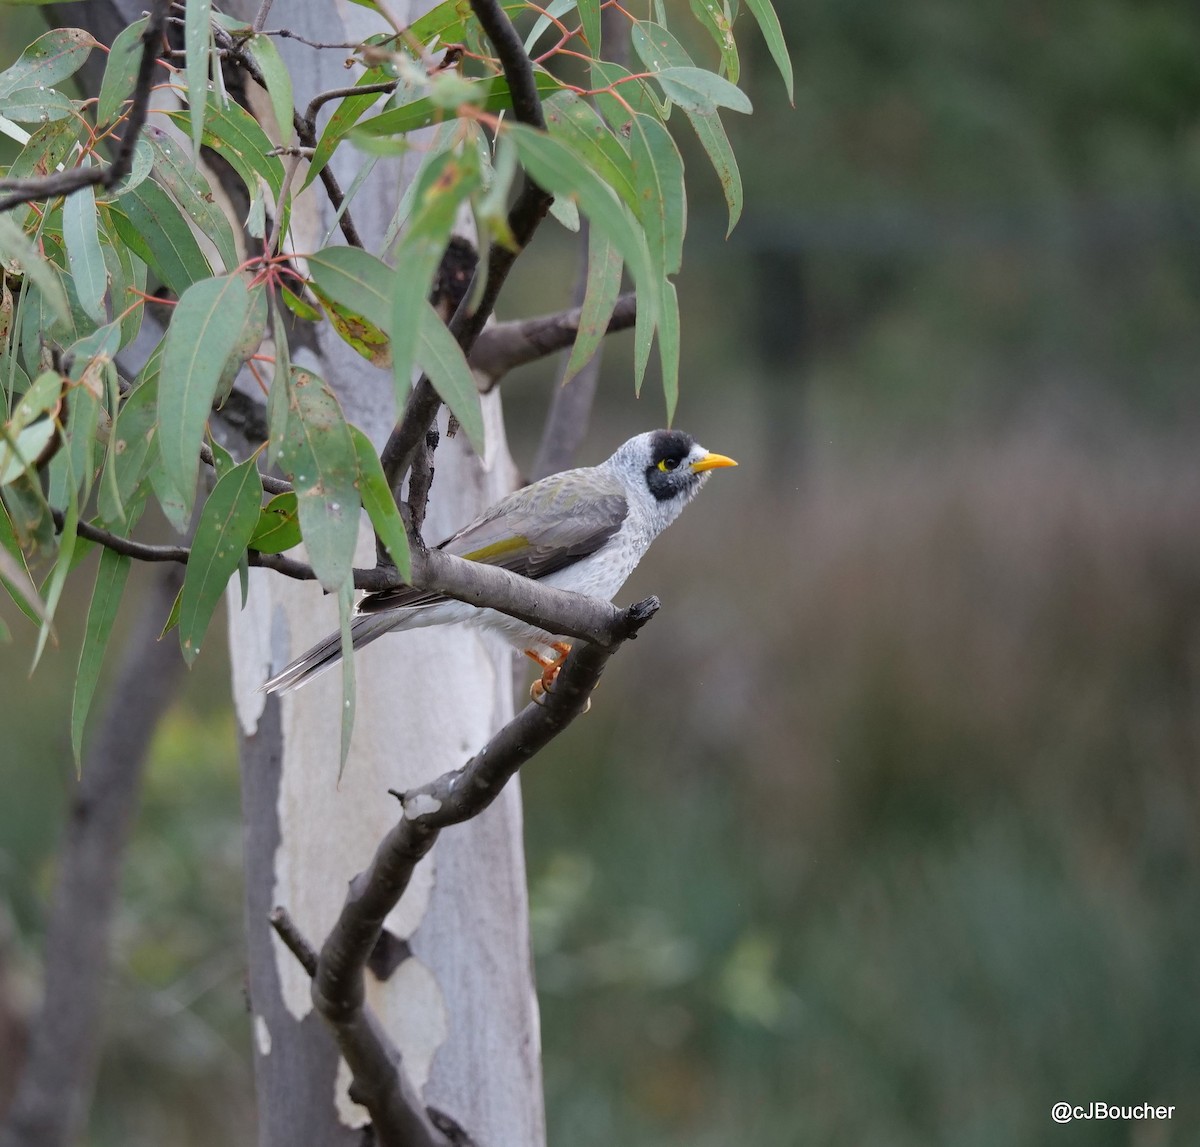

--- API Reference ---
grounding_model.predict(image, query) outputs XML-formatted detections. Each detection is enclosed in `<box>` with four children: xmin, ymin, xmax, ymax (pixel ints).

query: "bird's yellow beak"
<box><xmin>691</xmin><ymin>452</ymin><xmax>738</xmax><ymax>473</ymax></box>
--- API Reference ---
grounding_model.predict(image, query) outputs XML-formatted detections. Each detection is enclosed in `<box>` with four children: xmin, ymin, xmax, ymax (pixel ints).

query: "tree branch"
<box><xmin>470</xmin><ymin>290</ymin><xmax>636</xmax><ymax>389</ymax></box>
<box><xmin>0</xmin><ymin>0</ymin><xmax>170</xmax><ymax>213</ymax></box>
<box><xmin>273</xmin><ymin>596</ymin><xmax>657</xmax><ymax>1147</ymax></box>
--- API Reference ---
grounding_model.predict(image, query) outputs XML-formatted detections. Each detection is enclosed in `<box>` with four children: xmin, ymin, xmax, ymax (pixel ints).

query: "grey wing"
<box><xmin>357</xmin><ymin>467</ymin><xmax>629</xmax><ymax>616</ymax></box>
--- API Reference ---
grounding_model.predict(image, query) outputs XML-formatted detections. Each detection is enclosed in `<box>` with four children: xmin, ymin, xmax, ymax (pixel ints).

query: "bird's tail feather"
<box><xmin>261</xmin><ymin>613</ymin><xmax>400</xmax><ymax>695</ymax></box>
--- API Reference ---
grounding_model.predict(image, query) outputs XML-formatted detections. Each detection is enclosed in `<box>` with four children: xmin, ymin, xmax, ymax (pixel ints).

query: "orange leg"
<box><xmin>524</xmin><ymin>642</ymin><xmax>573</xmax><ymax>702</ymax></box>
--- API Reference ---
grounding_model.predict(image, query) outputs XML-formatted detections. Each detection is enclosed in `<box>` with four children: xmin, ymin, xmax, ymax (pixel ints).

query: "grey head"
<box><xmin>605</xmin><ymin>429</ymin><xmax>738</xmax><ymax>531</ymax></box>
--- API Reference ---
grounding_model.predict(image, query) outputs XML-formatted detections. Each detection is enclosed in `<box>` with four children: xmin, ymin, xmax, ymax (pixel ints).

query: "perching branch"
<box><xmin>272</xmin><ymin>596</ymin><xmax>658</xmax><ymax>1147</ymax></box>
<box><xmin>0</xmin><ymin>0</ymin><xmax>170</xmax><ymax>213</ymax></box>
<box><xmin>471</xmin><ymin>291</ymin><xmax>637</xmax><ymax>390</ymax></box>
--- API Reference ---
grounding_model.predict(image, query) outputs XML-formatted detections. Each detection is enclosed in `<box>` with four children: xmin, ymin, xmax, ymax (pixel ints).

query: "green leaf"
<box><xmin>0</xmin><ymin>494</ymin><xmax>44</xmax><ymax>625</ymax></box>
<box><xmin>71</xmin><ymin>547</ymin><xmax>130</xmax><ymax>766</ymax></box>
<box><xmin>417</xmin><ymin>303</ymin><xmax>485</xmax><ymax>455</ymax></box>
<box><xmin>167</xmin><ymin>95</ymin><xmax>285</xmax><ymax>204</ymax></box>
<box><xmin>248</xmin><ymin>490</ymin><xmax>302</xmax><ymax>554</ymax></box>
<box><xmin>159</xmin><ymin>584</ymin><xmax>183</xmax><ymax>638</ymax></box>
<box><xmin>629</xmin><ymin>112</ymin><xmax>686</xmax><ymax>277</ymax></box>
<box><xmin>590</xmin><ymin>59</ymin><xmax>664</xmax><ymax>126</ymax></box>
<box><xmin>689</xmin><ymin>0</ymin><xmax>739</xmax><ymax>83</ymax></box>
<box><xmin>579</xmin><ymin>0</ymin><xmax>602</xmax><ymax>55</ymax></box>
<box><xmin>310</xmin><ymin>281</ymin><xmax>391</xmax><ymax>369</ymax></box>
<box><xmin>0</xmin><ymin>27</ymin><xmax>93</xmax><ymax>100</ymax></box>
<box><xmin>563</xmin><ymin>226</ymin><xmax>622</xmax><ymax>386</ymax></box>
<box><xmin>3</xmin><ymin>117</ymin><xmax>83</xmax><ymax>229</ymax></box>
<box><xmin>0</xmin><ymin>216</ymin><xmax>70</xmax><ymax>326</ymax></box>
<box><xmin>509</xmin><ymin>123</ymin><xmax>658</xmax><ymax>331</ymax></box>
<box><xmin>277</xmin><ymin>369</ymin><xmax>359</xmax><ymax>592</ymax></box>
<box><xmin>185</xmin><ymin>0</ymin><xmax>213</xmax><ymax>155</ymax></box>
<box><xmin>109</xmin><ymin>180</ymin><xmax>214</xmax><ymax>294</ymax></box>
<box><xmin>631</xmin><ymin>23</ymin><xmax>743</xmax><ymax>234</ymax></box>
<box><xmin>144</xmin><ymin>126</ymin><xmax>239</xmax><ymax>272</ymax></box>
<box><xmin>391</xmin><ymin>150</ymin><xmax>481</xmax><ymax>405</ymax></box>
<box><xmin>659</xmin><ymin>279</ymin><xmax>680</xmax><ymax>422</ymax></box>
<box><xmin>215</xmin><ymin>279</ymin><xmax>267</xmax><ymax>401</ymax></box>
<box><xmin>97</xmin><ymin>16</ymin><xmax>148</xmax><ymax>125</ymax></box>
<box><xmin>337</xmin><ymin>579</ymin><xmax>356</xmax><ymax>778</ymax></box>
<box><xmin>355</xmin><ymin>72</ymin><xmax>563</xmax><ymax>138</ymax></box>
<box><xmin>32</xmin><ymin>474</ymin><xmax>76</xmax><ymax>670</ymax></box>
<box><xmin>98</xmin><ymin>346</ymin><xmax>160</xmax><ymax>526</ymax></box>
<box><xmin>306</xmin><ymin>245</ymin><xmax>484</xmax><ymax>453</ymax></box>
<box><xmin>654</xmin><ymin>67</ymin><xmax>752</xmax><ymax>115</ymax></box>
<box><xmin>544</xmin><ymin>92</ymin><xmax>638</xmax><ymax>212</ymax></box>
<box><xmin>62</xmin><ymin>172</ymin><xmax>108</xmax><ymax>324</ymax></box>
<box><xmin>408</xmin><ymin>0</ymin><xmax>526</xmax><ymax>45</ymax></box>
<box><xmin>0</xmin><ymin>88</ymin><xmax>74</xmax><ymax>123</ymax></box>
<box><xmin>101</xmin><ymin>217</ymin><xmax>147</xmax><ymax>348</ymax></box>
<box><xmin>159</xmin><ymin>274</ymin><xmax>252</xmax><ymax>522</ymax></box>
<box><xmin>742</xmin><ymin>0</ymin><xmax>793</xmax><ymax>102</ymax></box>
<box><xmin>179</xmin><ymin>453</ymin><xmax>263</xmax><ymax>663</ymax></box>
<box><xmin>266</xmin><ymin>299</ymin><xmax>290</xmax><ymax>469</ymax></box>
<box><xmin>246</xmin><ymin>33</ymin><xmax>294</xmax><ymax>147</ymax></box>
<box><xmin>350</xmin><ymin>426</ymin><xmax>410</xmax><ymax>579</ymax></box>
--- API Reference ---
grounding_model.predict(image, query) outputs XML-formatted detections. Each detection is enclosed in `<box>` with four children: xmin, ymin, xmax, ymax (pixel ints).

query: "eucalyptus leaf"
<box><xmin>179</xmin><ymin>453</ymin><xmax>263</xmax><ymax>664</ymax></box>
<box><xmin>71</xmin><ymin>547</ymin><xmax>130</xmax><ymax>766</ymax></box>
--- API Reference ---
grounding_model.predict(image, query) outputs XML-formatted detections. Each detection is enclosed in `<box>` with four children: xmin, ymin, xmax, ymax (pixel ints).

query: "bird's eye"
<box><xmin>657</xmin><ymin>458</ymin><xmax>680</xmax><ymax>472</ymax></box>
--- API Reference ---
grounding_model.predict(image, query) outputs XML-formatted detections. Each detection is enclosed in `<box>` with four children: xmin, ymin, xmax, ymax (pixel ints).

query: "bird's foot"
<box><xmin>524</xmin><ymin>643</ymin><xmax>589</xmax><ymax>712</ymax></box>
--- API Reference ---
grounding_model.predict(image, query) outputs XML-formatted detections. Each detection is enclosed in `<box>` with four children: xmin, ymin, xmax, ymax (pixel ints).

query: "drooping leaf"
<box><xmin>350</xmin><ymin>425</ymin><xmax>410</xmax><ymax>580</ymax></box>
<box><xmin>579</xmin><ymin>0</ymin><xmax>602</xmax><ymax>55</ymax></box>
<box><xmin>277</xmin><ymin>369</ymin><xmax>359</xmax><ymax>592</ymax></box>
<box><xmin>562</xmin><ymin>226</ymin><xmax>623</xmax><ymax>386</ymax></box>
<box><xmin>159</xmin><ymin>274</ymin><xmax>252</xmax><ymax>522</ymax></box>
<box><xmin>631</xmin><ymin>23</ymin><xmax>744</xmax><ymax>233</ymax></box>
<box><xmin>246</xmin><ymin>33</ymin><xmax>293</xmax><ymax>146</ymax></box>
<box><xmin>101</xmin><ymin>218</ymin><xmax>147</xmax><ymax>348</ymax></box>
<box><xmin>629</xmin><ymin>112</ymin><xmax>687</xmax><ymax>277</ymax></box>
<box><xmin>144</xmin><ymin>126</ymin><xmax>239</xmax><ymax>272</ymax></box>
<box><xmin>184</xmin><ymin>0</ymin><xmax>213</xmax><ymax>155</ymax></box>
<box><xmin>97</xmin><ymin>16</ymin><xmax>148</xmax><ymax>126</ymax></box>
<box><xmin>71</xmin><ymin>547</ymin><xmax>130</xmax><ymax>766</ymax></box>
<box><xmin>391</xmin><ymin>150</ymin><xmax>480</xmax><ymax>404</ymax></box>
<box><xmin>742</xmin><ymin>0</ymin><xmax>793</xmax><ymax>102</ymax></box>
<box><xmin>659</xmin><ymin>279</ymin><xmax>680</xmax><ymax>422</ymax></box>
<box><xmin>544</xmin><ymin>91</ymin><xmax>638</xmax><ymax>212</ymax></box>
<box><xmin>689</xmin><ymin>0</ymin><xmax>739</xmax><ymax>83</ymax></box>
<box><xmin>590</xmin><ymin>59</ymin><xmax>664</xmax><ymax>126</ymax></box>
<box><xmin>108</xmin><ymin>180</ymin><xmax>214</xmax><ymax>294</ymax></box>
<box><xmin>178</xmin><ymin>453</ymin><xmax>262</xmax><ymax>663</ymax></box>
<box><xmin>32</xmin><ymin>473</ymin><xmax>77</xmax><ymax>670</ymax></box>
<box><xmin>62</xmin><ymin>173</ymin><xmax>108</xmax><ymax>324</ymax></box>
<box><xmin>98</xmin><ymin>344</ymin><xmax>160</xmax><ymax>526</ymax></box>
<box><xmin>166</xmin><ymin>95</ymin><xmax>285</xmax><ymax>203</ymax></box>
<box><xmin>248</xmin><ymin>490</ymin><xmax>302</xmax><ymax>554</ymax></box>
<box><xmin>310</xmin><ymin>282</ymin><xmax>391</xmax><ymax>369</ymax></box>
<box><xmin>415</xmin><ymin>303</ymin><xmax>482</xmax><ymax>455</ymax></box>
<box><xmin>215</xmin><ymin>280</ymin><xmax>267</xmax><ymax>401</ymax></box>
<box><xmin>266</xmin><ymin>299</ymin><xmax>290</xmax><ymax>469</ymax></box>
<box><xmin>0</xmin><ymin>27</ymin><xmax>93</xmax><ymax>100</ymax></box>
<box><xmin>0</xmin><ymin>369</ymin><xmax>61</xmax><ymax>485</ymax></box>
<box><xmin>509</xmin><ymin>124</ymin><xmax>658</xmax><ymax>329</ymax></box>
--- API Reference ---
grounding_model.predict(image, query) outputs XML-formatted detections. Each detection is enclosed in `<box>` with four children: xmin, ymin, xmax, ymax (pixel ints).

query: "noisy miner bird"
<box><xmin>262</xmin><ymin>429</ymin><xmax>737</xmax><ymax>696</ymax></box>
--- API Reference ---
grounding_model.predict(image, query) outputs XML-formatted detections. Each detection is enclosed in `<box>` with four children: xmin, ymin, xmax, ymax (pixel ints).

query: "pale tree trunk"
<box><xmin>221</xmin><ymin>3</ymin><xmax>545</xmax><ymax>1144</ymax></box>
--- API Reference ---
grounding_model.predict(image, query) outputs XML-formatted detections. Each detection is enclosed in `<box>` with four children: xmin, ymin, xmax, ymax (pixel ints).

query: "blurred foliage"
<box><xmin>5</xmin><ymin>0</ymin><xmax>1200</xmax><ymax>1145</ymax></box>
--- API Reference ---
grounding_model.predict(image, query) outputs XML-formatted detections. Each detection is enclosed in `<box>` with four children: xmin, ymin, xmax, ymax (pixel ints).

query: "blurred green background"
<box><xmin>5</xmin><ymin>0</ymin><xmax>1200</xmax><ymax>1144</ymax></box>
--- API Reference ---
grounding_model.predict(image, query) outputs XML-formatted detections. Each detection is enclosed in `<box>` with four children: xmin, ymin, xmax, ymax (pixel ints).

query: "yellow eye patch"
<box><xmin>657</xmin><ymin>458</ymin><xmax>679</xmax><ymax>472</ymax></box>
